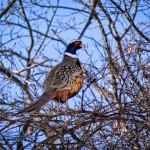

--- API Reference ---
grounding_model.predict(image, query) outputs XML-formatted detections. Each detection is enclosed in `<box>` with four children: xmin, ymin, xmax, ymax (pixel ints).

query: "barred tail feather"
<box><xmin>17</xmin><ymin>91</ymin><xmax>56</xmax><ymax>115</ymax></box>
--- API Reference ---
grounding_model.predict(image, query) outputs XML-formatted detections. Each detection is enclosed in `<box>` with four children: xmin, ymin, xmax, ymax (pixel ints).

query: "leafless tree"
<box><xmin>0</xmin><ymin>0</ymin><xmax>149</xmax><ymax>149</ymax></box>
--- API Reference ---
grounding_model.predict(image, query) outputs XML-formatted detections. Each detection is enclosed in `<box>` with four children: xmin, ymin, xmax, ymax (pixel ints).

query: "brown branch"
<box><xmin>110</xmin><ymin>0</ymin><xmax>150</xmax><ymax>42</ymax></box>
<box><xmin>0</xmin><ymin>0</ymin><xmax>17</xmax><ymax>19</ymax></box>
<box><xmin>19</xmin><ymin>0</ymin><xmax>34</xmax><ymax>55</ymax></box>
<box><xmin>10</xmin><ymin>59</ymin><xmax>48</xmax><ymax>75</ymax></box>
<box><xmin>78</xmin><ymin>0</ymin><xmax>98</xmax><ymax>39</ymax></box>
<box><xmin>92</xmin><ymin>8</ymin><xmax>120</xmax><ymax>108</ymax></box>
<box><xmin>0</xmin><ymin>65</ymin><xmax>32</xmax><ymax>100</ymax></box>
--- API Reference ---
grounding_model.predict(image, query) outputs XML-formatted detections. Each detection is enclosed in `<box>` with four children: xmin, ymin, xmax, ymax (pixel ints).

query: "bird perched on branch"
<box><xmin>17</xmin><ymin>40</ymin><xmax>85</xmax><ymax>114</ymax></box>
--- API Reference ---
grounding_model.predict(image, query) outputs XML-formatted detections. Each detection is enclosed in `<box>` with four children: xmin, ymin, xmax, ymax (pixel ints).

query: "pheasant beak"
<box><xmin>80</xmin><ymin>43</ymin><xmax>86</xmax><ymax>49</ymax></box>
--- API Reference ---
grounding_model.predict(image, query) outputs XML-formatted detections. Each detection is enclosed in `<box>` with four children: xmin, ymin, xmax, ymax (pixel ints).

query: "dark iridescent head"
<box><xmin>65</xmin><ymin>40</ymin><xmax>85</xmax><ymax>58</ymax></box>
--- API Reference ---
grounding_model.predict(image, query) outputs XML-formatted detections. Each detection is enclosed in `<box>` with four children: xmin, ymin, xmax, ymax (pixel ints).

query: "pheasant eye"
<box><xmin>74</xmin><ymin>41</ymin><xmax>81</xmax><ymax>46</ymax></box>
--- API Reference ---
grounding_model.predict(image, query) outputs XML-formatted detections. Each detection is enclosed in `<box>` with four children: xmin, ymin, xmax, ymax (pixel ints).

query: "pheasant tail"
<box><xmin>17</xmin><ymin>89</ymin><xmax>56</xmax><ymax>115</ymax></box>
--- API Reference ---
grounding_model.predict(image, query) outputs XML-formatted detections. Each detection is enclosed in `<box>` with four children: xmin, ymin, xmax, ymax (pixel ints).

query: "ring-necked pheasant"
<box><xmin>17</xmin><ymin>40</ymin><xmax>85</xmax><ymax>114</ymax></box>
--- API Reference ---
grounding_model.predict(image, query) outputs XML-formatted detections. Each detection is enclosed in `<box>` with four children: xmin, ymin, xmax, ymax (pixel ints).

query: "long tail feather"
<box><xmin>17</xmin><ymin>90</ymin><xmax>56</xmax><ymax>115</ymax></box>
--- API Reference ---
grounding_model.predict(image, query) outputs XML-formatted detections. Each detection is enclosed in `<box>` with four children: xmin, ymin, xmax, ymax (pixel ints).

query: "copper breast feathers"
<box><xmin>44</xmin><ymin>62</ymin><xmax>83</xmax><ymax>98</ymax></box>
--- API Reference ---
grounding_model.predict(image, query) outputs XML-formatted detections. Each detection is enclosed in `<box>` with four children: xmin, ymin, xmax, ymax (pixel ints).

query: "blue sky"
<box><xmin>0</xmin><ymin>1</ymin><xmax>149</xmax><ymax>149</ymax></box>
<box><xmin>1</xmin><ymin>0</ymin><xmax>149</xmax><ymax>110</ymax></box>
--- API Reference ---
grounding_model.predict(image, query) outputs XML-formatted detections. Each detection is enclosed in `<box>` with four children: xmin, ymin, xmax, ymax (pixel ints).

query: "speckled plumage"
<box><xmin>44</xmin><ymin>55</ymin><xmax>83</xmax><ymax>103</ymax></box>
<box><xmin>17</xmin><ymin>40</ymin><xmax>85</xmax><ymax>114</ymax></box>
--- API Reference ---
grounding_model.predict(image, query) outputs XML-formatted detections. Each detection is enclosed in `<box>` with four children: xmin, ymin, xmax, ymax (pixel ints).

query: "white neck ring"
<box><xmin>65</xmin><ymin>52</ymin><xmax>78</xmax><ymax>58</ymax></box>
